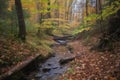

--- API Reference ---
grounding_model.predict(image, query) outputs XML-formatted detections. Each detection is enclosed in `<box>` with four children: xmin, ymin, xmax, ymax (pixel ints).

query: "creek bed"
<box><xmin>34</xmin><ymin>53</ymin><xmax>68</xmax><ymax>80</ymax></box>
<box><xmin>5</xmin><ymin>38</ymin><xmax>75</xmax><ymax>80</ymax></box>
<box><xmin>28</xmin><ymin>38</ymin><xmax>75</xmax><ymax>80</ymax></box>
<box><xmin>29</xmin><ymin>39</ymin><xmax>74</xmax><ymax>80</ymax></box>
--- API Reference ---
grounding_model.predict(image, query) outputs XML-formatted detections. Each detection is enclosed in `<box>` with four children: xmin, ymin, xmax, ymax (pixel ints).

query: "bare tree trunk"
<box><xmin>96</xmin><ymin>0</ymin><xmax>102</xmax><ymax>14</ymax></box>
<box><xmin>67</xmin><ymin>0</ymin><xmax>73</xmax><ymax>20</ymax></box>
<box><xmin>86</xmin><ymin>0</ymin><xmax>89</xmax><ymax>16</ymax></box>
<box><xmin>68</xmin><ymin>1</ymin><xmax>73</xmax><ymax>21</ymax></box>
<box><xmin>56</xmin><ymin>0</ymin><xmax>60</xmax><ymax>26</ymax></box>
<box><xmin>15</xmin><ymin>0</ymin><xmax>26</xmax><ymax>41</ymax></box>
<box><xmin>96</xmin><ymin>0</ymin><xmax>98</xmax><ymax>13</ymax></box>
<box><xmin>65</xmin><ymin>0</ymin><xmax>67</xmax><ymax>20</ymax></box>
<box><xmin>47</xmin><ymin>0</ymin><xmax>51</xmax><ymax>18</ymax></box>
<box><xmin>99</xmin><ymin>0</ymin><xmax>103</xmax><ymax>32</ymax></box>
<box><xmin>35</xmin><ymin>0</ymin><xmax>40</xmax><ymax>23</ymax></box>
<box><xmin>96</xmin><ymin>0</ymin><xmax>103</xmax><ymax>32</ymax></box>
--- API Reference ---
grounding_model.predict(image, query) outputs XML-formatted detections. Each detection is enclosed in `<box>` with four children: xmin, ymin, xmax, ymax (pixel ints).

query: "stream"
<box><xmin>35</xmin><ymin>53</ymin><xmax>68</xmax><ymax>80</ymax></box>
<box><xmin>5</xmin><ymin>37</ymin><xmax>75</xmax><ymax>80</ymax></box>
<box><xmin>28</xmin><ymin>37</ymin><xmax>75</xmax><ymax>80</ymax></box>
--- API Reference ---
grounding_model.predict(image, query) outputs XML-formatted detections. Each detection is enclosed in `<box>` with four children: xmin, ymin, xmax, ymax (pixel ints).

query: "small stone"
<box><xmin>35</xmin><ymin>73</ymin><xmax>42</xmax><ymax>78</ymax></box>
<box><xmin>42</xmin><ymin>68</ymin><xmax>51</xmax><ymax>72</ymax></box>
<box><xmin>48</xmin><ymin>63</ymin><xmax>52</xmax><ymax>66</ymax></box>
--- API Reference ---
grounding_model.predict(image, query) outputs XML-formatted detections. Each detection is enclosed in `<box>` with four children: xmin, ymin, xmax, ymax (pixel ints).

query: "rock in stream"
<box><xmin>35</xmin><ymin>54</ymin><xmax>68</xmax><ymax>80</ymax></box>
<box><xmin>32</xmin><ymin>39</ymin><xmax>75</xmax><ymax>80</ymax></box>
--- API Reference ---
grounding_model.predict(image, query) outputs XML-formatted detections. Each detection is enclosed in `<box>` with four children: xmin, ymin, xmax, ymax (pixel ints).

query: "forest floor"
<box><xmin>0</xmin><ymin>35</ymin><xmax>52</xmax><ymax>77</ymax></box>
<box><xmin>0</xmin><ymin>34</ymin><xmax>120</xmax><ymax>80</ymax></box>
<box><xmin>59</xmin><ymin>37</ymin><xmax>120</xmax><ymax>80</ymax></box>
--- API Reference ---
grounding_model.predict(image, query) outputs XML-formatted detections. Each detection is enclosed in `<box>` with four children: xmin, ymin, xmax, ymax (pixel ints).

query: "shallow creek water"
<box><xmin>31</xmin><ymin>39</ymin><xmax>74</xmax><ymax>80</ymax></box>
<box><xmin>35</xmin><ymin>53</ymin><xmax>68</xmax><ymax>80</ymax></box>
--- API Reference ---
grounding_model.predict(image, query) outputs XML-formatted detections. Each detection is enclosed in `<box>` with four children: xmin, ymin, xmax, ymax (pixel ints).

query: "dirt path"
<box><xmin>59</xmin><ymin>40</ymin><xmax>120</xmax><ymax>80</ymax></box>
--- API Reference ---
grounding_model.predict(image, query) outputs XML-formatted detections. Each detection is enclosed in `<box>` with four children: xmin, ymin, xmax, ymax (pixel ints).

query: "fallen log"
<box><xmin>59</xmin><ymin>57</ymin><xmax>75</xmax><ymax>65</ymax></box>
<box><xmin>0</xmin><ymin>54</ymin><xmax>40</xmax><ymax>80</ymax></box>
<box><xmin>59</xmin><ymin>54</ymin><xmax>81</xmax><ymax>65</ymax></box>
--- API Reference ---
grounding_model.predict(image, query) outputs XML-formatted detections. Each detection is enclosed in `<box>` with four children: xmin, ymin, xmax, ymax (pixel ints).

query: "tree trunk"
<box><xmin>15</xmin><ymin>0</ymin><xmax>26</xmax><ymax>41</ymax></box>
<box><xmin>35</xmin><ymin>0</ymin><xmax>40</xmax><ymax>23</ymax></box>
<box><xmin>47</xmin><ymin>0</ymin><xmax>51</xmax><ymax>18</ymax></box>
<box><xmin>96</xmin><ymin>0</ymin><xmax>98</xmax><ymax>13</ymax></box>
<box><xmin>96</xmin><ymin>0</ymin><xmax>102</xmax><ymax>14</ymax></box>
<box><xmin>86</xmin><ymin>0</ymin><xmax>89</xmax><ymax>16</ymax></box>
<box><xmin>96</xmin><ymin>0</ymin><xmax>103</xmax><ymax>32</ymax></box>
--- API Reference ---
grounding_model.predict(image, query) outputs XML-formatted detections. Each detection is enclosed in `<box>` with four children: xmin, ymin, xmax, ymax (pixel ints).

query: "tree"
<box><xmin>47</xmin><ymin>0</ymin><xmax>51</xmax><ymax>18</ymax></box>
<box><xmin>15</xmin><ymin>0</ymin><xmax>26</xmax><ymax>41</ymax></box>
<box><xmin>86</xmin><ymin>0</ymin><xmax>89</xmax><ymax>16</ymax></box>
<box><xmin>35</xmin><ymin>0</ymin><xmax>41</xmax><ymax>23</ymax></box>
<box><xmin>96</xmin><ymin>0</ymin><xmax>102</xmax><ymax>14</ymax></box>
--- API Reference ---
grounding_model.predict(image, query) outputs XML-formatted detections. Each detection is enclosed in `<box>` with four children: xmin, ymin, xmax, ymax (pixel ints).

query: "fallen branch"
<box><xmin>59</xmin><ymin>54</ymin><xmax>81</xmax><ymax>65</ymax></box>
<box><xmin>0</xmin><ymin>54</ymin><xmax>40</xmax><ymax>80</ymax></box>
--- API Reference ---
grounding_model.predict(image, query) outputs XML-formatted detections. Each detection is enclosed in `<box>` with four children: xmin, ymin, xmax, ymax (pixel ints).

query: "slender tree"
<box><xmin>15</xmin><ymin>0</ymin><xmax>26</xmax><ymax>41</ymax></box>
<box><xmin>47</xmin><ymin>0</ymin><xmax>51</xmax><ymax>18</ymax></box>
<box><xmin>35</xmin><ymin>0</ymin><xmax>41</xmax><ymax>23</ymax></box>
<box><xmin>86</xmin><ymin>0</ymin><xmax>89</xmax><ymax>16</ymax></box>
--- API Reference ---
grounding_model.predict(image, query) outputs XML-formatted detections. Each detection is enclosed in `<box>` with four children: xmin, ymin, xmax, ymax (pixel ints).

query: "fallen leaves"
<box><xmin>59</xmin><ymin>40</ymin><xmax>120</xmax><ymax>80</ymax></box>
<box><xmin>0</xmin><ymin>36</ymin><xmax>39</xmax><ymax>75</ymax></box>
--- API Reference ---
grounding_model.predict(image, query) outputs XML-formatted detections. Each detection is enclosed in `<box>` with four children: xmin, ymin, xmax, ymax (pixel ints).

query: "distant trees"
<box><xmin>15</xmin><ymin>0</ymin><xmax>26</xmax><ymax>41</ymax></box>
